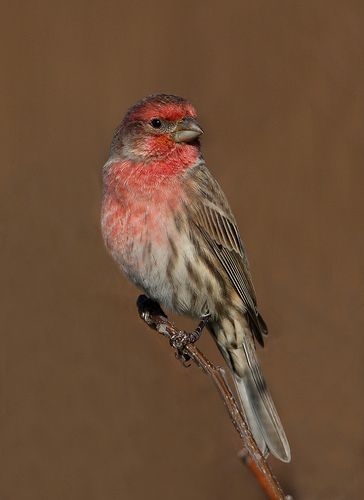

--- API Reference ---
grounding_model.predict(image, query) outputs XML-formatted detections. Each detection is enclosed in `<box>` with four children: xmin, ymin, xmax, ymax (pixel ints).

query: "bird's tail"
<box><xmin>226</xmin><ymin>336</ymin><xmax>291</xmax><ymax>462</ymax></box>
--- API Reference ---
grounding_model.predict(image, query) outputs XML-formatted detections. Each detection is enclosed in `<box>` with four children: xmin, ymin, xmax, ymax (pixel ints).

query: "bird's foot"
<box><xmin>170</xmin><ymin>313</ymin><xmax>211</xmax><ymax>366</ymax></box>
<box><xmin>169</xmin><ymin>331</ymin><xmax>190</xmax><ymax>352</ymax></box>
<box><xmin>137</xmin><ymin>295</ymin><xmax>168</xmax><ymax>333</ymax></box>
<box><xmin>137</xmin><ymin>295</ymin><xmax>211</xmax><ymax>367</ymax></box>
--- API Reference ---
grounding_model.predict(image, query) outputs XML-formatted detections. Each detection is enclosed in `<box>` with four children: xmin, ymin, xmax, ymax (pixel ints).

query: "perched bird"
<box><xmin>101</xmin><ymin>94</ymin><xmax>290</xmax><ymax>462</ymax></box>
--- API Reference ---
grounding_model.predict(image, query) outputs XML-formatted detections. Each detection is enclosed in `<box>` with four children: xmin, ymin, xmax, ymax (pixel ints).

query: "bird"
<box><xmin>101</xmin><ymin>94</ymin><xmax>290</xmax><ymax>462</ymax></box>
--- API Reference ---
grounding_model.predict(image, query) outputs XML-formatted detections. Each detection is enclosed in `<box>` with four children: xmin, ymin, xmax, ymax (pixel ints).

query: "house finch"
<box><xmin>101</xmin><ymin>94</ymin><xmax>290</xmax><ymax>462</ymax></box>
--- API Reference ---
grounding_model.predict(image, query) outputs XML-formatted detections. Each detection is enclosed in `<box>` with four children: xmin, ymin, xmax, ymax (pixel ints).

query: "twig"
<box><xmin>137</xmin><ymin>295</ymin><xmax>289</xmax><ymax>500</ymax></box>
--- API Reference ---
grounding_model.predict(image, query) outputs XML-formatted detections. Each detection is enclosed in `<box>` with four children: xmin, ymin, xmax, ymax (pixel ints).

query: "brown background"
<box><xmin>1</xmin><ymin>1</ymin><xmax>363</xmax><ymax>499</ymax></box>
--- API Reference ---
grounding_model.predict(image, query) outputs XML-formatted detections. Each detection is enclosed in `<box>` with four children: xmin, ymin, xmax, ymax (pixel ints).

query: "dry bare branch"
<box><xmin>137</xmin><ymin>295</ymin><xmax>290</xmax><ymax>500</ymax></box>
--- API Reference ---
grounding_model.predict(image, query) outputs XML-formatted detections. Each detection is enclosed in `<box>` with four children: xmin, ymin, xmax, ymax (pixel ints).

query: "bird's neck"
<box><xmin>104</xmin><ymin>145</ymin><xmax>201</xmax><ymax>195</ymax></box>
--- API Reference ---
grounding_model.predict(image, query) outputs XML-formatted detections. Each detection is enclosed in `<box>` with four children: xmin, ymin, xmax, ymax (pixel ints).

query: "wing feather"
<box><xmin>187</xmin><ymin>165</ymin><xmax>268</xmax><ymax>345</ymax></box>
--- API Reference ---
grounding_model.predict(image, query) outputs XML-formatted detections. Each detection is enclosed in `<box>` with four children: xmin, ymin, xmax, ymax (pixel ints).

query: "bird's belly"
<box><xmin>123</xmin><ymin>228</ymin><xmax>209</xmax><ymax>318</ymax></box>
<box><xmin>101</xmin><ymin>194</ymin><xmax>222</xmax><ymax>318</ymax></box>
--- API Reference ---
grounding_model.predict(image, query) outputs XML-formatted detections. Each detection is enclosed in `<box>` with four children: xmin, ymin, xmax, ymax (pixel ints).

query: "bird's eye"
<box><xmin>150</xmin><ymin>118</ymin><xmax>162</xmax><ymax>129</ymax></box>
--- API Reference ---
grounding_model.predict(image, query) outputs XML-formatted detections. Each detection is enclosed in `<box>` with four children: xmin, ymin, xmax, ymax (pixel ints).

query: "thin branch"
<box><xmin>137</xmin><ymin>295</ymin><xmax>289</xmax><ymax>500</ymax></box>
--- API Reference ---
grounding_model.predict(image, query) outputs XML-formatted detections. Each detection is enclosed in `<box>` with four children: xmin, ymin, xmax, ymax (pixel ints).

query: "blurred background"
<box><xmin>1</xmin><ymin>1</ymin><xmax>363</xmax><ymax>499</ymax></box>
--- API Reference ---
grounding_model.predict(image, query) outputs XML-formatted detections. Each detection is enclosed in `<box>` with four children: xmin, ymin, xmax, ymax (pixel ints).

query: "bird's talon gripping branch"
<box><xmin>141</xmin><ymin>311</ymin><xmax>150</xmax><ymax>322</ymax></box>
<box><xmin>169</xmin><ymin>314</ymin><xmax>210</xmax><ymax>353</ymax></box>
<box><xmin>169</xmin><ymin>332</ymin><xmax>189</xmax><ymax>351</ymax></box>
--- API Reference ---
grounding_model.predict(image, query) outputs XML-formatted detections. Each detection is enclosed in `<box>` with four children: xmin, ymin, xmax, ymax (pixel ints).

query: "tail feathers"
<box><xmin>229</xmin><ymin>338</ymin><xmax>291</xmax><ymax>463</ymax></box>
<box><xmin>233</xmin><ymin>374</ymin><xmax>269</xmax><ymax>458</ymax></box>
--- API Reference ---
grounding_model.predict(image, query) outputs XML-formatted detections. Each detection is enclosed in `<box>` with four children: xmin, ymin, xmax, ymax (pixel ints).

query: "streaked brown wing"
<box><xmin>187</xmin><ymin>165</ymin><xmax>268</xmax><ymax>346</ymax></box>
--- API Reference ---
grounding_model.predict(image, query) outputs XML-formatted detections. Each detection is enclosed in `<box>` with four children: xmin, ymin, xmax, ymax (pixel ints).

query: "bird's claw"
<box><xmin>169</xmin><ymin>333</ymin><xmax>192</xmax><ymax>367</ymax></box>
<box><xmin>169</xmin><ymin>313</ymin><xmax>211</xmax><ymax>366</ymax></box>
<box><xmin>169</xmin><ymin>332</ymin><xmax>189</xmax><ymax>351</ymax></box>
<box><xmin>141</xmin><ymin>310</ymin><xmax>150</xmax><ymax>322</ymax></box>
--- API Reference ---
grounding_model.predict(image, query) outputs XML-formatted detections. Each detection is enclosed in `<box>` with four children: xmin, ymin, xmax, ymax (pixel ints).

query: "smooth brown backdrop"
<box><xmin>1</xmin><ymin>1</ymin><xmax>363</xmax><ymax>499</ymax></box>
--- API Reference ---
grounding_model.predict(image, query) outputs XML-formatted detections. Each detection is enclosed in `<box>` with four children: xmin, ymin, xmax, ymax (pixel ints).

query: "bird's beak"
<box><xmin>173</xmin><ymin>117</ymin><xmax>203</xmax><ymax>143</ymax></box>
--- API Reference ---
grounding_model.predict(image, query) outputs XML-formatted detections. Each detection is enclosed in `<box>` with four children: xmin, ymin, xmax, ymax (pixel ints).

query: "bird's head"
<box><xmin>110</xmin><ymin>94</ymin><xmax>203</xmax><ymax>162</ymax></box>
